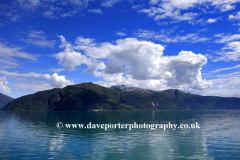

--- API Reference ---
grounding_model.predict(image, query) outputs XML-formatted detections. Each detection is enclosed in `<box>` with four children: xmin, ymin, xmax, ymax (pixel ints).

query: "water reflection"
<box><xmin>0</xmin><ymin>110</ymin><xmax>240</xmax><ymax>159</ymax></box>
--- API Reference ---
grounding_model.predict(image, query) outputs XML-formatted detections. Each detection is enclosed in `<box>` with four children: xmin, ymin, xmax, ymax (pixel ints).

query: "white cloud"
<box><xmin>116</xmin><ymin>31</ymin><xmax>127</xmax><ymax>36</ymax></box>
<box><xmin>22</xmin><ymin>39</ymin><xmax>55</xmax><ymax>48</ymax></box>
<box><xmin>65</xmin><ymin>36</ymin><xmax>212</xmax><ymax>91</ymax></box>
<box><xmin>0</xmin><ymin>43</ymin><xmax>37</xmax><ymax>60</ymax></box>
<box><xmin>88</xmin><ymin>9</ymin><xmax>102</xmax><ymax>14</ymax></box>
<box><xmin>190</xmin><ymin>88</ymin><xmax>240</xmax><ymax>97</ymax></box>
<box><xmin>211</xmin><ymin>64</ymin><xmax>240</xmax><ymax>72</ymax></box>
<box><xmin>136</xmin><ymin>0</ymin><xmax>240</xmax><ymax>23</ymax></box>
<box><xmin>99</xmin><ymin>38</ymin><xmax>165</xmax><ymax>80</ymax></box>
<box><xmin>154</xmin><ymin>11</ymin><xmax>198</xmax><ymax>21</ymax></box>
<box><xmin>0</xmin><ymin>70</ymin><xmax>50</xmax><ymax>79</ymax></box>
<box><xmin>138</xmin><ymin>1</ymin><xmax>199</xmax><ymax>22</ymax></box>
<box><xmin>10</xmin><ymin>15</ymin><xmax>20</xmax><ymax>22</ymax></box>
<box><xmin>210</xmin><ymin>33</ymin><xmax>240</xmax><ymax>61</ymax></box>
<box><xmin>10</xmin><ymin>81</ymin><xmax>53</xmax><ymax>92</ymax></box>
<box><xmin>74</xmin><ymin>36</ymin><xmax>95</xmax><ymax>46</ymax></box>
<box><xmin>212</xmin><ymin>65</ymin><xmax>240</xmax><ymax>72</ymax></box>
<box><xmin>100</xmin><ymin>0</ymin><xmax>122</xmax><ymax>7</ymax></box>
<box><xmin>43</xmin><ymin>11</ymin><xmax>56</xmax><ymax>19</ymax></box>
<box><xmin>214</xmin><ymin>33</ymin><xmax>240</xmax><ymax>43</ymax></box>
<box><xmin>207</xmin><ymin>18</ymin><xmax>217</xmax><ymax>23</ymax></box>
<box><xmin>138</xmin><ymin>6</ymin><xmax>198</xmax><ymax>22</ymax></box>
<box><xmin>219</xmin><ymin>41</ymin><xmax>240</xmax><ymax>61</ymax></box>
<box><xmin>132</xmin><ymin>4</ymin><xmax>145</xmax><ymax>10</ymax></box>
<box><xmin>61</xmin><ymin>10</ymin><xmax>79</xmax><ymax>18</ymax></box>
<box><xmin>48</xmin><ymin>73</ymin><xmax>73</xmax><ymax>88</ymax></box>
<box><xmin>218</xmin><ymin>3</ymin><xmax>236</xmax><ymax>12</ymax></box>
<box><xmin>149</xmin><ymin>0</ymin><xmax>159</xmax><ymax>5</ymax></box>
<box><xmin>0</xmin><ymin>70</ymin><xmax>73</xmax><ymax>88</ymax></box>
<box><xmin>95</xmin><ymin>78</ymin><xmax>168</xmax><ymax>91</ymax></box>
<box><xmin>110</xmin><ymin>70</ymin><xmax>238</xmax><ymax>98</ymax></box>
<box><xmin>20</xmin><ymin>30</ymin><xmax>55</xmax><ymax>48</ymax></box>
<box><xmin>98</xmin><ymin>73</ymin><xmax>240</xmax><ymax>97</ymax></box>
<box><xmin>0</xmin><ymin>76</ymin><xmax>10</xmax><ymax>93</ymax></box>
<box><xmin>134</xmin><ymin>29</ymin><xmax>210</xmax><ymax>43</ymax></box>
<box><xmin>160</xmin><ymin>51</ymin><xmax>212</xmax><ymax>90</ymax></box>
<box><xmin>0</xmin><ymin>0</ymin><xmax>92</xmax><ymax>22</ymax></box>
<box><xmin>0</xmin><ymin>58</ymin><xmax>18</xmax><ymax>66</ymax></box>
<box><xmin>0</xmin><ymin>43</ymin><xmax>37</xmax><ymax>69</ymax></box>
<box><xmin>229</xmin><ymin>11</ymin><xmax>240</xmax><ymax>20</ymax></box>
<box><xmin>28</xmin><ymin>30</ymin><xmax>45</xmax><ymax>39</ymax></box>
<box><xmin>54</xmin><ymin>35</ymin><xmax>92</xmax><ymax>71</ymax></box>
<box><xmin>200</xmin><ymin>71</ymin><xmax>240</xmax><ymax>97</ymax></box>
<box><xmin>47</xmin><ymin>68</ymin><xmax>65</xmax><ymax>72</ymax></box>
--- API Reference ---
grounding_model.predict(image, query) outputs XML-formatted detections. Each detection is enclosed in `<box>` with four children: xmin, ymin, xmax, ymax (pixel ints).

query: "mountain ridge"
<box><xmin>3</xmin><ymin>82</ymin><xmax>240</xmax><ymax>111</ymax></box>
<box><xmin>0</xmin><ymin>92</ymin><xmax>14</xmax><ymax>109</ymax></box>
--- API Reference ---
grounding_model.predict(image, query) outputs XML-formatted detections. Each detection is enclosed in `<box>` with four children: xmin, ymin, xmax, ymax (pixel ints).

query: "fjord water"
<box><xmin>0</xmin><ymin>110</ymin><xmax>240</xmax><ymax>160</ymax></box>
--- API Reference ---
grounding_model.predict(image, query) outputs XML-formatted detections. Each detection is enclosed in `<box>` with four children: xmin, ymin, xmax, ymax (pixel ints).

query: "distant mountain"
<box><xmin>110</xmin><ymin>85</ymin><xmax>156</xmax><ymax>93</ymax></box>
<box><xmin>0</xmin><ymin>93</ymin><xmax>14</xmax><ymax>109</ymax></box>
<box><xmin>110</xmin><ymin>84</ymin><xmax>134</xmax><ymax>91</ymax></box>
<box><xmin>3</xmin><ymin>82</ymin><xmax>240</xmax><ymax>111</ymax></box>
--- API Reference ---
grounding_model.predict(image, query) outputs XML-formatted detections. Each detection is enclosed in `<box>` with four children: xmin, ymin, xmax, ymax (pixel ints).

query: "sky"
<box><xmin>0</xmin><ymin>0</ymin><xmax>240</xmax><ymax>98</ymax></box>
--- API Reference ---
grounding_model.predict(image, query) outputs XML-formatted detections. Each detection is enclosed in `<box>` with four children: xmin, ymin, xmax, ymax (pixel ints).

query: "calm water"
<box><xmin>0</xmin><ymin>110</ymin><xmax>240</xmax><ymax>160</ymax></box>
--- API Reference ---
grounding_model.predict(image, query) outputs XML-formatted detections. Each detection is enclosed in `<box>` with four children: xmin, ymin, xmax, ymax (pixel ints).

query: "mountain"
<box><xmin>0</xmin><ymin>93</ymin><xmax>14</xmax><ymax>109</ymax></box>
<box><xmin>3</xmin><ymin>82</ymin><xmax>240</xmax><ymax>111</ymax></box>
<box><xmin>110</xmin><ymin>85</ymin><xmax>156</xmax><ymax>93</ymax></box>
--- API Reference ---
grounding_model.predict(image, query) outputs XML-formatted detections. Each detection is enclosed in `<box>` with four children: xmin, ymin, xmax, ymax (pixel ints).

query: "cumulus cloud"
<box><xmin>207</xmin><ymin>18</ymin><xmax>217</xmax><ymax>23</ymax></box>
<box><xmin>47</xmin><ymin>73</ymin><xmax>73</xmax><ymax>88</ymax></box>
<box><xmin>218</xmin><ymin>3</ymin><xmax>236</xmax><ymax>12</ymax></box>
<box><xmin>159</xmin><ymin>51</ymin><xmax>211</xmax><ymax>90</ymax></box>
<box><xmin>99</xmin><ymin>38</ymin><xmax>165</xmax><ymax>80</ymax></box>
<box><xmin>54</xmin><ymin>35</ymin><xmax>92</xmax><ymax>71</ymax></box>
<box><xmin>59</xmin><ymin>36</ymin><xmax>212</xmax><ymax>91</ymax></box>
<box><xmin>84</xmin><ymin>63</ymin><xmax>98</xmax><ymax>74</ymax></box>
<box><xmin>48</xmin><ymin>73</ymin><xmax>73</xmax><ymax>88</ymax></box>
<box><xmin>229</xmin><ymin>11</ymin><xmax>240</xmax><ymax>20</ymax></box>
<box><xmin>104</xmin><ymin>55</ymin><xmax>128</xmax><ymax>74</ymax></box>
<box><xmin>0</xmin><ymin>76</ymin><xmax>10</xmax><ymax>93</ymax></box>
<box><xmin>0</xmin><ymin>70</ymin><xmax>73</xmax><ymax>88</ymax></box>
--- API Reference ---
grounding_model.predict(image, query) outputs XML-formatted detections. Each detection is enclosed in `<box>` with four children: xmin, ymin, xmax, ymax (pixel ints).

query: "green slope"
<box><xmin>0</xmin><ymin>93</ymin><xmax>14</xmax><ymax>109</ymax></box>
<box><xmin>3</xmin><ymin>82</ymin><xmax>240</xmax><ymax>111</ymax></box>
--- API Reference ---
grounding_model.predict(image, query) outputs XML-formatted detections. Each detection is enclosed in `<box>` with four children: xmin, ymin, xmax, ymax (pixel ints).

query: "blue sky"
<box><xmin>0</xmin><ymin>0</ymin><xmax>240</xmax><ymax>98</ymax></box>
